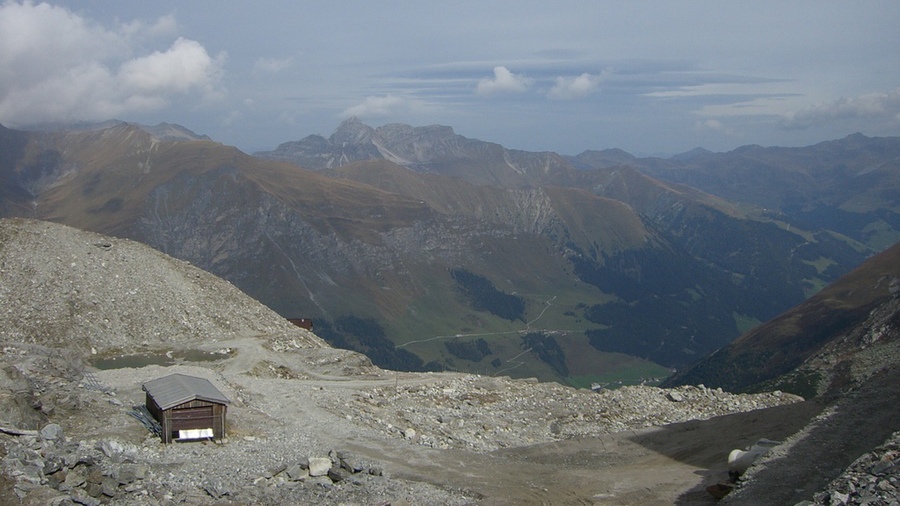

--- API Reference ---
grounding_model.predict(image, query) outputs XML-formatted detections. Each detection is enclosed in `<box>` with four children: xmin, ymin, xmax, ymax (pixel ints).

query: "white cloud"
<box><xmin>694</xmin><ymin>118</ymin><xmax>737</xmax><ymax>137</ymax></box>
<box><xmin>783</xmin><ymin>88</ymin><xmax>900</xmax><ymax>128</ymax></box>
<box><xmin>341</xmin><ymin>95</ymin><xmax>429</xmax><ymax>119</ymax></box>
<box><xmin>118</xmin><ymin>13</ymin><xmax>177</xmax><ymax>40</ymax></box>
<box><xmin>0</xmin><ymin>2</ymin><xmax>224</xmax><ymax>126</ymax></box>
<box><xmin>475</xmin><ymin>66</ymin><xmax>533</xmax><ymax>95</ymax></box>
<box><xmin>548</xmin><ymin>72</ymin><xmax>602</xmax><ymax>100</ymax></box>
<box><xmin>120</xmin><ymin>38</ymin><xmax>222</xmax><ymax>94</ymax></box>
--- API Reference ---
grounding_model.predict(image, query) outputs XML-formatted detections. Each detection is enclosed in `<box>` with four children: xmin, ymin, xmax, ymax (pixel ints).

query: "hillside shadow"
<box><xmin>706</xmin><ymin>367</ymin><xmax>900</xmax><ymax>505</ymax></box>
<box><xmin>626</xmin><ymin>399</ymin><xmax>826</xmax><ymax>505</ymax></box>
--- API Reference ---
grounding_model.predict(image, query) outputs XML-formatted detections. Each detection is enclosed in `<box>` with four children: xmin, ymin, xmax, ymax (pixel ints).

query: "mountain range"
<box><xmin>1</xmin><ymin>118</ymin><xmax>897</xmax><ymax>386</ymax></box>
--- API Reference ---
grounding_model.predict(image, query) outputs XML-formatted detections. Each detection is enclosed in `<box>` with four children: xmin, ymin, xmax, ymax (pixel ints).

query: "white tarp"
<box><xmin>178</xmin><ymin>428</ymin><xmax>213</xmax><ymax>440</ymax></box>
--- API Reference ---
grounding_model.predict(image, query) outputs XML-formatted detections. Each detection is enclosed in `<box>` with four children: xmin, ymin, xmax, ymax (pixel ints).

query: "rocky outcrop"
<box><xmin>807</xmin><ymin>431</ymin><xmax>900</xmax><ymax>505</ymax></box>
<box><xmin>1</xmin><ymin>425</ymin><xmax>151</xmax><ymax>503</ymax></box>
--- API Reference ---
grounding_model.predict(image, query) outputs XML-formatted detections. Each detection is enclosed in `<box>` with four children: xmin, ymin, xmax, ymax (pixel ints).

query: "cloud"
<box><xmin>341</xmin><ymin>95</ymin><xmax>413</xmax><ymax>118</ymax></box>
<box><xmin>120</xmin><ymin>38</ymin><xmax>222</xmax><ymax>94</ymax></box>
<box><xmin>0</xmin><ymin>2</ymin><xmax>224</xmax><ymax>125</ymax></box>
<box><xmin>694</xmin><ymin>118</ymin><xmax>737</xmax><ymax>137</ymax></box>
<box><xmin>548</xmin><ymin>73</ymin><xmax>602</xmax><ymax>100</ymax></box>
<box><xmin>475</xmin><ymin>66</ymin><xmax>533</xmax><ymax>95</ymax></box>
<box><xmin>253</xmin><ymin>56</ymin><xmax>293</xmax><ymax>74</ymax></box>
<box><xmin>340</xmin><ymin>95</ymin><xmax>438</xmax><ymax>120</ymax></box>
<box><xmin>118</xmin><ymin>13</ymin><xmax>178</xmax><ymax>40</ymax></box>
<box><xmin>783</xmin><ymin>88</ymin><xmax>900</xmax><ymax>129</ymax></box>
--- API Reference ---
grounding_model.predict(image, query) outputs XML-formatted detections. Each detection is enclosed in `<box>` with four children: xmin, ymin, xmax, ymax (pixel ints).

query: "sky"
<box><xmin>1</xmin><ymin>1</ymin><xmax>899</xmax><ymax>156</ymax></box>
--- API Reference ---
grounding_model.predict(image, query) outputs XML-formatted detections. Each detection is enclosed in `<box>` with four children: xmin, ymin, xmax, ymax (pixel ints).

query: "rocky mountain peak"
<box><xmin>136</xmin><ymin>122</ymin><xmax>211</xmax><ymax>142</ymax></box>
<box><xmin>375</xmin><ymin>122</ymin><xmax>456</xmax><ymax>142</ymax></box>
<box><xmin>331</xmin><ymin>116</ymin><xmax>375</xmax><ymax>145</ymax></box>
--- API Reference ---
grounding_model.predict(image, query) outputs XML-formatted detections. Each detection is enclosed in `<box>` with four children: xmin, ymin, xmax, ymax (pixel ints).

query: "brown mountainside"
<box><xmin>0</xmin><ymin>120</ymin><xmax>890</xmax><ymax>384</ymax></box>
<box><xmin>665</xmin><ymin>242</ymin><xmax>900</xmax><ymax>396</ymax></box>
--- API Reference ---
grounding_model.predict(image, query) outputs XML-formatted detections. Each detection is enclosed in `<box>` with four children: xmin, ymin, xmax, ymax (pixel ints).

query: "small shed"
<box><xmin>287</xmin><ymin>318</ymin><xmax>314</xmax><ymax>331</ymax></box>
<box><xmin>142</xmin><ymin>373</ymin><xmax>230</xmax><ymax>444</ymax></box>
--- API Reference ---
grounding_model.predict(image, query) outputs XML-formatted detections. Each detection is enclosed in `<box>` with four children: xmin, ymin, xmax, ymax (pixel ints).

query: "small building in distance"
<box><xmin>142</xmin><ymin>373</ymin><xmax>230</xmax><ymax>444</ymax></box>
<box><xmin>287</xmin><ymin>318</ymin><xmax>313</xmax><ymax>331</ymax></box>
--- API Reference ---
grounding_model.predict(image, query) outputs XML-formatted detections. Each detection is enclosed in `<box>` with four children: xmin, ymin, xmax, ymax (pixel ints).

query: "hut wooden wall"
<box><xmin>147</xmin><ymin>395</ymin><xmax>227</xmax><ymax>443</ymax></box>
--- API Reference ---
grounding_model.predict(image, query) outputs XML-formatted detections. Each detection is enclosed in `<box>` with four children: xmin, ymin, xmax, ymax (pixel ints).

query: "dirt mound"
<box><xmin>0</xmin><ymin>218</ymin><xmax>325</xmax><ymax>353</ymax></box>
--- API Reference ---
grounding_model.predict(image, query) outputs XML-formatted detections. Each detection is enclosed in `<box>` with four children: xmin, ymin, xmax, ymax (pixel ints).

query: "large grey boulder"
<box><xmin>307</xmin><ymin>457</ymin><xmax>332</xmax><ymax>477</ymax></box>
<box><xmin>41</xmin><ymin>423</ymin><xmax>65</xmax><ymax>442</ymax></box>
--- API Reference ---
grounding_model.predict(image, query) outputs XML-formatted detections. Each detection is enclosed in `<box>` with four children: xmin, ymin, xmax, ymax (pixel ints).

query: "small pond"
<box><xmin>91</xmin><ymin>349</ymin><xmax>233</xmax><ymax>370</ymax></box>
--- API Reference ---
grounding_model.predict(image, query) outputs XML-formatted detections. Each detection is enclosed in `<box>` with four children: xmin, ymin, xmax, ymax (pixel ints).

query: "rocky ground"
<box><xmin>0</xmin><ymin>338</ymin><xmax>814</xmax><ymax>506</ymax></box>
<box><xmin>2</xmin><ymin>218</ymin><xmax>899</xmax><ymax>505</ymax></box>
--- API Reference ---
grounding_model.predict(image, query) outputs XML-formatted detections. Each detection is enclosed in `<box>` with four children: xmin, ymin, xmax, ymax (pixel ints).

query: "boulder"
<box><xmin>114</xmin><ymin>464</ymin><xmax>146</xmax><ymax>485</ymax></box>
<box><xmin>327</xmin><ymin>466</ymin><xmax>351</xmax><ymax>483</ymax></box>
<box><xmin>308</xmin><ymin>457</ymin><xmax>332</xmax><ymax>477</ymax></box>
<box><xmin>69</xmin><ymin>490</ymin><xmax>101</xmax><ymax>506</ymax></box>
<box><xmin>84</xmin><ymin>482</ymin><xmax>103</xmax><ymax>498</ymax></box>
<box><xmin>203</xmin><ymin>479</ymin><xmax>229</xmax><ymax>499</ymax></box>
<box><xmin>666</xmin><ymin>391</ymin><xmax>684</xmax><ymax>402</ymax></box>
<box><xmin>40</xmin><ymin>423</ymin><xmax>65</xmax><ymax>442</ymax></box>
<box><xmin>61</xmin><ymin>469</ymin><xmax>86</xmax><ymax>491</ymax></box>
<box><xmin>101</xmin><ymin>476</ymin><xmax>119</xmax><ymax>497</ymax></box>
<box><xmin>285</xmin><ymin>464</ymin><xmax>308</xmax><ymax>481</ymax></box>
<box><xmin>336</xmin><ymin>450</ymin><xmax>366</xmax><ymax>473</ymax></box>
<box><xmin>265</xmin><ymin>463</ymin><xmax>287</xmax><ymax>478</ymax></box>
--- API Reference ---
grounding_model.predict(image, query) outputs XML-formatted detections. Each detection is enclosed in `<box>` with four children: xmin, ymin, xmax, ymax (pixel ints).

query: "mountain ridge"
<box><xmin>1</xmin><ymin>119</ymin><xmax>895</xmax><ymax>385</ymax></box>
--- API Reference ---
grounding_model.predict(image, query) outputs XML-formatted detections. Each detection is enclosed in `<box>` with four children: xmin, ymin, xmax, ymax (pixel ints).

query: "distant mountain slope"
<box><xmin>664</xmin><ymin>242</ymin><xmax>900</xmax><ymax>396</ymax></box>
<box><xmin>0</xmin><ymin>120</ymin><xmax>889</xmax><ymax>385</ymax></box>
<box><xmin>573</xmin><ymin>133</ymin><xmax>900</xmax><ymax>251</ymax></box>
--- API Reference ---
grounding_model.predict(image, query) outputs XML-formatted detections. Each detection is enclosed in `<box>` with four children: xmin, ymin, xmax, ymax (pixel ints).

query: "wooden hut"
<box><xmin>287</xmin><ymin>318</ymin><xmax>314</xmax><ymax>331</ymax></box>
<box><xmin>142</xmin><ymin>373</ymin><xmax>230</xmax><ymax>444</ymax></box>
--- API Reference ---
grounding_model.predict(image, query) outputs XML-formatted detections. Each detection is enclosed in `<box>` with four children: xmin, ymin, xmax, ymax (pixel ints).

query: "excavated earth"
<box><xmin>1</xmin><ymin>218</ymin><xmax>899</xmax><ymax>505</ymax></box>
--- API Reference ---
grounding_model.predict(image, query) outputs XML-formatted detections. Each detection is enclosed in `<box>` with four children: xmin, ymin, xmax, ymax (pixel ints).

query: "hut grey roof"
<box><xmin>142</xmin><ymin>373</ymin><xmax>230</xmax><ymax>410</ymax></box>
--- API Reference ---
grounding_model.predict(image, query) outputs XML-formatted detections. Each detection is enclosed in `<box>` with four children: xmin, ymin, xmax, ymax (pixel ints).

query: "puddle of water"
<box><xmin>91</xmin><ymin>349</ymin><xmax>232</xmax><ymax>370</ymax></box>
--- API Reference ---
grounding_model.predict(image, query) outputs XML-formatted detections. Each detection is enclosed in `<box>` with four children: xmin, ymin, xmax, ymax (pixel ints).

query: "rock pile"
<box><xmin>1</xmin><ymin>422</ymin><xmax>470</xmax><ymax>506</ymax></box>
<box><xmin>1</xmin><ymin>424</ymin><xmax>150</xmax><ymax>505</ymax></box>
<box><xmin>259</xmin><ymin>450</ymin><xmax>383</xmax><ymax>487</ymax></box>
<box><xmin>806</xmin><ymin>431</ymin><xmax>900</xmax><ymax>506</ymax></box>
<box><xmin>318</xmin><ymin>374</ymin><xmax>802</xmax><ymax>453</ymax></box>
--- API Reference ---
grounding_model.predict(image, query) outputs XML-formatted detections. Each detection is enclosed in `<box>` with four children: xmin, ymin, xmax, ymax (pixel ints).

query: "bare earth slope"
<box><xmin>0</xmin><ymin>218</ymin><xmax>327</xmax><ymax>352</ymax></box>
<box><xmin>1</xmin><ymin>218</ymin><xmax>897</xmax><ymax>505</ymax></box>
